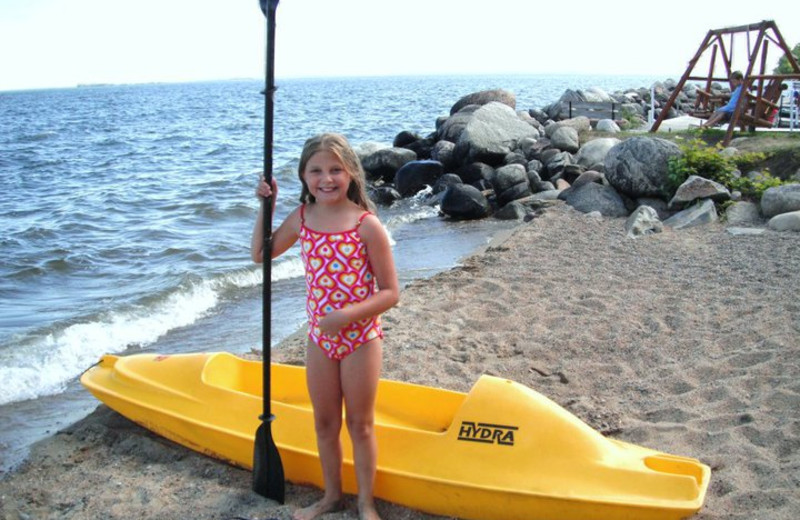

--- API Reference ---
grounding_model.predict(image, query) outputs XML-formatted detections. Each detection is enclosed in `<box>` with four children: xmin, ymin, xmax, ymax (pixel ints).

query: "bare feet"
<box><xmin>292</xmin><ymin>496</ymin><xmax>345</xmax><ymax>520</ymax></box>
<box><xmin>358</xmin><ymin>499</ymin><xmax>381</xmax><ymax>520</ymax></box>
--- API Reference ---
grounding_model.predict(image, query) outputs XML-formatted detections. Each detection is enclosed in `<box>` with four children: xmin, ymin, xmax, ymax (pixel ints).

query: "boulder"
<box><xmin>551</xmin><ymin>126</ymin><xmax>580</xmax><ymax>153</ymax></box>
<box><xmin>571</xmin><ymin>170</ymin><xmax>606</xmax><ymax>189</ymax></box>
<box><xmin>575</xmin><ymin>138</ymin><xmax>621</xmax><ymax>170</ymax></box>
<box><xmin>559</xmin><ymin>87</ymin><xmax>614</xmax><ymax>103</ymax></box>
<box><xmin>450</xmin><ymin>89</ymin><xmax>516</xmax><ymax>115</ymax></box>
<box><xmin>543</xmin><ymin>151</ymin><xmax>574</xmax><ymax>179</ymax></box>
<box><xmin>636</xmin><ymin>197</ymin><xmax>672</xmax><ymax>220</ymax></box>
<box><xmin>433</xmin><ymin>173</ymin><xmax>462</xmax><ymax>194</ymax></box>
<box><xmin>456</xmin><ymin>162</ymin><xmax>494</xmax><ymax>185</ymax></box>
<box><xmin>761</xmin><ymin>184</ymin><xmax>800</xmax><ymax>218</ymax></box>
<box><xmin>402</xmin><ymin>136</ymin><xmax>435</xmax><ymax>160</ymax></box>
<box><xmin>604</xmin><ymin>137</ymin><xmax>682</xmax><ymax>198</ymax></box>
<box><xmin>437</xmin><ymin>107</ymin><xmax>478</xmax><ymax>143</ymax></box>
<box><xmin>663</xmin><ymin>199</ymin><xmax>718</xmax><ymax>229</ymax></box>
<box><xmin>431</xmin><ymin>140</ymin><xmax>457</xmax><ymax>171</ymax></box>
<box><xmin>495</xmin><ymin>200</ymin><xmax>529</xmax><ymax>220</ymax></box>
<box><xmin>668</xmin><ymin>175</ymin><xmax>731</xmax><ymax>208</ymax></box>
<box><xmin>768</xmin><ymin>211</ymin><xmax>800</xmax><ymax>232</ymax></box>
<box><xmin>369</xmin><ymin>186</ymin><xmax>401</xmax><ymax>206</ymax></box>
<box><xmin>626</xmin><ymin>205</ymin><xmax>664</xmax><ymax>238</ymax></box>
<box><xmin>440</xmin><ymin>184</ymin><xmax>491</xmax><ymax>220</ymax></box>
<box><xmin>724</xmin><ymin>201</ymin><xmax>762</xmax><ymax>225</ymax></box>
<box><xmin>595</xmin><ymin>119</ymin><xmax>621</xmax><ymax>133</ymax></box>
<box><xmin>559</xmin><ymin>182</ymin><xmax>628</xmax><ymax>217</ymax></box>
<box><xmin>394</xmin><ymin>160</ymin><xmax>443</xmax><ymax>197</ymax></box>
<box><xmin>544</xmin><ymin>117</ymin><xmax>591</xmax><ymax>138</ymax></box>
<box><xmin>393</xmin><ymin>130</ymin><xmax>421</xmax><ymax>148</ymax></box>
<box><xmin>362</xmin><ymin>147</ymin><xmax>417</xmax><ymax>183</ymax></box>
<box><xmin>454</xmin><ymin>102</ymin><xmax>540</xmax><ymax>166</ymax></box>
<box><xmin>492</xmin><ymin>164</ymin><xmax>528</xmax><ymax>194</ymax></box>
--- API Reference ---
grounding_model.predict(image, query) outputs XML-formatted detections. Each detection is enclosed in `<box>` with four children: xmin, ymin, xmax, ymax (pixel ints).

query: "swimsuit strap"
<box><xmin>300</xmin><ymin>203</ymin><xmax>306</xmax><ymax>225</ymax></box>
<box><xmin>355</xmin><ymin>211</ymin><xmax>371</xmax><ymax>228</ymax></box>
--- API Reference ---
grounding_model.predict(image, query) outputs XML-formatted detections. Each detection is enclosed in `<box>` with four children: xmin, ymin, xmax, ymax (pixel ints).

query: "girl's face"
<box><xmin>302</xmin><ymin>150</ymin><xmax>352</xmax><ymax>205</ymax></box>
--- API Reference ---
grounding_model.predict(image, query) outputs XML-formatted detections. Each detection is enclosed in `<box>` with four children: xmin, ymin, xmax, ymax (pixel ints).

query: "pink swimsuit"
<box><xmin>300</xmin><ymin>205</ymin><xmax>383</xmax><ymax>360</ymax></box>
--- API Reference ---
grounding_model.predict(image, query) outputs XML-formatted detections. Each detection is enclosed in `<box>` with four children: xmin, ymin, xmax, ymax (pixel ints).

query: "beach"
<box><xmin>2</xmin><ymin>203</ymin><xmax>799</xmax><ymax>520</ymax></box>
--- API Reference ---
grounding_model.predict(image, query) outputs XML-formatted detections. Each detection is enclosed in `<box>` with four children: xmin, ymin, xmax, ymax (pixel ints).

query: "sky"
<box><xmin>1</xmin><ymin>0</ymin><xmax>798</xmax><ymax>92</ymax></box>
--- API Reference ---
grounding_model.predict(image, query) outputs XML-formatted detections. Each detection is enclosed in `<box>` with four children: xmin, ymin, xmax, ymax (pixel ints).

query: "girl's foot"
<box><xmin>292</xmin><ymin>497</ymin><xmax>345</xmax><ymax>520</ymax></box>
<box><xmin>358</xmin><ymin>499</ymin><xmax>381</xmax><ymax>520</ymax></box>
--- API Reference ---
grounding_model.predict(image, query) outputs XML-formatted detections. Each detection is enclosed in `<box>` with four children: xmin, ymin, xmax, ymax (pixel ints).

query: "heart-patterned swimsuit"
<box><xmin>300</xmin><ymin>204</ymin><xmax>383</xmax><ymax>360</ymax></box>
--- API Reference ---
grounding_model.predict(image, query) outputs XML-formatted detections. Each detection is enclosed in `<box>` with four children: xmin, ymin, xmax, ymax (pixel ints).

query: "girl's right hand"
<box><xmin>256</xmin><ymin>175</ymin><xmax>278</xmax><ymax>200</ymax></box>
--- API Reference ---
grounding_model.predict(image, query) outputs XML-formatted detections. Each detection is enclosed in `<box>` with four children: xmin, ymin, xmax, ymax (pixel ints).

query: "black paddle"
<box><xmin>252</xmin><ymin>0</ymin><xmax>285</xmax><ymax>503</ymax></box>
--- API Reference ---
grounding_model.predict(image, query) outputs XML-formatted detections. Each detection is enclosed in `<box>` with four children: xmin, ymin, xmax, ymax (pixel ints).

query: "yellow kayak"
<box><xmin>81</xmin><ymin>352</ymin><xmax>709</xmax><ymax>520</ymax></box>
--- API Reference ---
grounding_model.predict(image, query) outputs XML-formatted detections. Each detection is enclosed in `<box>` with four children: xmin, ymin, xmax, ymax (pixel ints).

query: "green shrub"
<box><xmin>667</xmin><ymin>139</ymin><xmax>781</xmax><ymax>200</ymax></box>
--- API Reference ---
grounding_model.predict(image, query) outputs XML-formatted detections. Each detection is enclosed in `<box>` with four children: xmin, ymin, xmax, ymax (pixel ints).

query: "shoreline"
<box><xmin>2</xmin><ymin>204</ymin><xmax>800</xmax><ymax>519</ymax></box>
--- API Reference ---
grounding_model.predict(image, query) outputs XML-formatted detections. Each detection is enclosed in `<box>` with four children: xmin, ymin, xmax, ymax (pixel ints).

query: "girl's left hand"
<box><xmin>318</xmin><ymin>310</ymin><xmax>349</xmax><ymax>336</ymax></box>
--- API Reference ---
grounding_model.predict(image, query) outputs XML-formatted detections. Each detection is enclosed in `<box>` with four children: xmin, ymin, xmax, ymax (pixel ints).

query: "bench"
<box><xmin>559</xmin><ymin>101</ymin><xmax>621</xmax><ymax>121</ymax></box>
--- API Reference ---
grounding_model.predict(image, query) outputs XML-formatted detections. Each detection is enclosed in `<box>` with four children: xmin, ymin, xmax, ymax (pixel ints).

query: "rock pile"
<box><xmin>358</xmin><ymin>86</ymin><xmax>800</xmax><ymax>233</ymax></box>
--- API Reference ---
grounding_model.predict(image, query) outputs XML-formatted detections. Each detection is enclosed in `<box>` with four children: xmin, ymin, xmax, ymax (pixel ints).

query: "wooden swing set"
<box><xmin>651</xmin><ymin>20</ymin><xmax>800</xmax><ymax>145</ymax></box>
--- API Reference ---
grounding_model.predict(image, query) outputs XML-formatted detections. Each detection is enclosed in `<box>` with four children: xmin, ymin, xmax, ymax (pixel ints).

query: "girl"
<box><xmin>251</xmin><ymin>133</ymin><xmax>399</xmax><ymax>520</ymax></box>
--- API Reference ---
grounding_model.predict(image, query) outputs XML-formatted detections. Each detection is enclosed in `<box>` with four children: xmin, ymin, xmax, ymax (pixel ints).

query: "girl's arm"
<box><xmin>251</xmin><ymin>178</ymin><xmax>301</xmax><ymax>263</ymax></box>
<box><xmin>318</xmin><ymin>214</ymin><xmax>399</xmax><ymax>335</ymax></box>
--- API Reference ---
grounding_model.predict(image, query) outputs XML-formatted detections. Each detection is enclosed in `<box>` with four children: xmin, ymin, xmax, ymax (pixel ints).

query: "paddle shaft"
<box><xmin>261</xmin><ymin>0</ymin><xmax>277</xmax><ymax>425</ymax></box>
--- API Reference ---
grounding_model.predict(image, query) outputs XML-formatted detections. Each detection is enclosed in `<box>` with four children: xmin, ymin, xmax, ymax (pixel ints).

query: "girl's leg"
<box><xmin>341</xmin><ymin>339</ymin><xmax>382</xmax><ymax>520</ymax></box>
<box><xmin>293</xmin><ymin>341</ymin><xmax>346</xmax><ymax>520</ymax></box>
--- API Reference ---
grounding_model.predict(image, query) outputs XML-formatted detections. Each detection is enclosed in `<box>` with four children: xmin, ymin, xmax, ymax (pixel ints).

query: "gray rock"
<box><xmin>595</xmin><ymin>119</ymin><xmax>621</xmax><ymax>133</ymax></box>
<box><xmin>669</xmin><ymin>175</ymin><xmax>731</xmax><ymax>208</ymax></box>
<box><xmin>727</xmin><ymin>227</ymin><xmax>766</xmax><ymax>236</ymax></box>
<box><xmin>368</xmin><ymin>186</ymin><xmax>401</xmax><ymax>206</ymax></box>
<box><xmin>636</xmin><ymin>197</ymin><xmax>672</xmax><ymax>220</ymax></box>
<box><xmin>604</xmin><ymin>137</ymin><xmax>682</xmax><ymax>198</ymax></box>
<box><xmin>571</xmin><ymin>170</ymin><xmax>606</xmax><ymax>189</ymax></box>
<box><xmin>761</xmin><ymin>184</ymin><xmax>800</xmax><ymax>218</ymax></box>
<box><xmin>456</xmin><ymin>162</ymin><xmax>494</xmax><ymax>185</ymax></box>
<box><xmin>560</xmin><ymin>182</ymin><xmax>628</xmax><ymax>217</ymax></box>
<box><xmin>455</xmin><ymin>102</ymin><xmax>540</xmax><ymax>165</ymax></box>
<box><xmin>495</xmin><ymin>201</ymin><xmax>529</xmax><ymax>220</ymax></box>
<box><xmin>544</xmin><ymin>116</ymin><xmax>592</xmax><ymax>138</ymax></box>
<box><xmin>492</xmin><ymin>164</ymin><xmax>529</xmax><ymax>193</ymax></box>
<box><xmin>551</xmin><ymin>126</ymin><xmax>580</xmax><ymax>153</ymax></box>
<box><xmin>543</xmin><ymin>151</ymin><xmax>573</xmax><ymax>178</ymax></box>
<box><xmin>575</xmin><ymin>137</ymin><xmax>621</xmax><ymax>170</ymax></box>
<box><xmin>440</xmin><ymin>184</ymin><xmax>490</xmax><ymax>220</ymax></box>
<box><xmin>559</xmin><ymin>87</ymin><xmax>614</xmax><ymax>103</ymax></box>
<box><xmin>768</xmin><ymin>211</ymin><xmax>800</xmax><ymax>232</ymax></box>
<box><xmin>626</xmin><ymin>205</ymin><xmax>664</xmax><ymax>238</ymax></box>
<box><xmin>394</xmin><ymin>160</ymin><xmax>444</xmax><ymax>197</ymax></box>
<box><xmin>431</xmin><ymin>140</ymin><xmax>457</xmax><ymax>171</ymax></box>
<box><xmin>516</xmin><ymin>137</ymin><xmax>539</xmax><ymax>160</ymax></box>
<box><xmin>450</xmin><ymin>89</ymin><xmax>516</xmax><ymax>115</ymax></box>
<box><xmin>433</xmin><ymin>173</ymin><xmax>463</xmax><ymax>194</ymax></box>
<box><xmin>362</xmin><ymin>147</ymin><xmax>417</xmax><ymax>183</ymax></box>
<box><xmin>526</xmin><ymin>159</ymin><xmax>543</xmax><ymax>174</ymax></box>
<box><xmin>437</xmin><ymin>106</ymin><xmax>479</xmax><ymax>143</ymax></box>
<box><xmin>724</xmin><ymin>201</ymin><xmax>761</xmax><ymax>225</ymax></box>
<box><xmin>663</xmin><ymin>199</ymin><xmax>718</xmax><ymax>229</ymax></box>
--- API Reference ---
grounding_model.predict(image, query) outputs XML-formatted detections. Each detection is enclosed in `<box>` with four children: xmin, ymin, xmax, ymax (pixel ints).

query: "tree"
<box><xmin>774</xmin><ymin>43</ymin><xmax>800</xmax><ymax>74</ymax></box>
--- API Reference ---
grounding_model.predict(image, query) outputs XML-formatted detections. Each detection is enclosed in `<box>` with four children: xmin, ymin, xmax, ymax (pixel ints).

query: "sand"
<box><xmin>1</xmin><ymin>203</ymin><xmax>799</xmax><ymax>520</ymax></box>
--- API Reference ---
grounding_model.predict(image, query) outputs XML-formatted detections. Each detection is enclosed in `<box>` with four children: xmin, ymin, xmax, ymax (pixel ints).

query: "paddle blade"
<box><xmin>259</xmin><ymin>0</ymin><xmax>279</xmax><ymax>17</ymax></box>
<box><xmin>253</xmin><ymin>420</ymin><xmax>285</xmax><ymax>502</ymax></box>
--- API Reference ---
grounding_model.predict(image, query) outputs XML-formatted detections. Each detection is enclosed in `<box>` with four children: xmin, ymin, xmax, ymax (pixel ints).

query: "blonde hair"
<box><xmin>297</xmin><ymin>133</ymin><xmax>375</xmax><ymax>212</ymax></box>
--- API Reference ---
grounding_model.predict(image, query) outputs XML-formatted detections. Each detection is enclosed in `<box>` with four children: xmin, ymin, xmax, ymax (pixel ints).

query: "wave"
<box><xmin>0</xmin><ymin>257</ymin><xmax>305</xmax><ymax>407</ymax></box>
<box><xmin>16</xmin><ymin>131</ymin><xmax>58</xmax><ymax>143</ymax></box>
<box><xmin>382</xmin><ymin>187</ymin><xmax>440</xmax><ymax>230</ymax></box>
